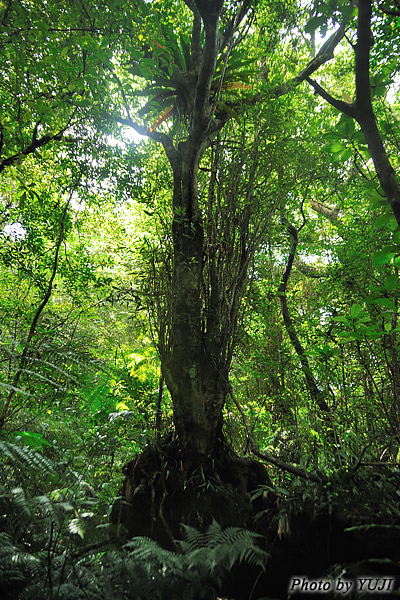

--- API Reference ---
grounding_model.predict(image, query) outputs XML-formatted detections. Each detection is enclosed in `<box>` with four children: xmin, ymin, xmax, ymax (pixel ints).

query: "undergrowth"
<box><xmin>0</xmin><ymin>440</ymin><xmax>267</xmax><ymax>600</ymax></box>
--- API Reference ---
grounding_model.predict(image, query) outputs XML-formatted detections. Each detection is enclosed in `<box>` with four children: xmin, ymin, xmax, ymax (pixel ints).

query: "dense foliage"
<box><xmin>2</xmin><ymin>0</ymin><xmax>400</xmax><ymax>598</ymax></box>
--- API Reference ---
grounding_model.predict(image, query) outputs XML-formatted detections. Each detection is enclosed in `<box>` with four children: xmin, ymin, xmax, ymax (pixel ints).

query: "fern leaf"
<box><xmin>0</xmin><ymin>441</ymin><xmax>56</xmax><ymax>475</ymax></box>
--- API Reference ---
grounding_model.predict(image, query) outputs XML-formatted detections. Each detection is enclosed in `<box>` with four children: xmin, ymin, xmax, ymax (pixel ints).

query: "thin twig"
<box><xmin>228</xmin><ymin>384</ymin><xmax>325</xmax><ymax>483</ymax></box>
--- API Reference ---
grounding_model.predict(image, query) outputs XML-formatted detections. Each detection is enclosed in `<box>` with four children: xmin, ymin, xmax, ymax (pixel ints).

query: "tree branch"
<box><xmin>219</xmin><ymin>0</ymin><xmax>254</xmax><ymax>53</ymax></box>
<box><xmin>278</xmin><ymin>223</ymin><xmax>331</xmax><ymax>414</ymax></box>
<box><xmin>229</xmin><ymin>385</ymin><xmax>325</xmax><ymax>483</ymax></box>
<box><xmin>0</xmin><ymin>131</ymin><xmax>64</xmax><ymax>173</ymax></box>
<box><xmin>295</xmin><ymin>22</ymin><xmax>348</xmax><ymax>84</ymax></box>
<box><xmin>352</xmin><ymin>0</ymin><xmax>400</xmax><ymax>224</ymax></box>
<box><xmin>273</xmin><ymin>23</ymin><xmax>348</xmax><ymax>97</ymax></box>
<box><xmin>310</xmin><ymin>199</ymin><xmax>340</xmax><ymax>222</ymax></box>
<box><xmin>305</xmin><ymin>77</ymin><xmax>356</xmax><ymax>117</ymax></box>
<box><xmin>190</xmin><ymin>8</ymin><xmax>202</xmax><ymax>67</ymax></box>
<box><xmin>115</xmin><ymin>115</ymin><xmax>178</xmax><ymax>165</ymax></box>
<box><xmin>108</xmin><ymin>66</ymin><xmax>180</xmax><ymax>166</ymax></box>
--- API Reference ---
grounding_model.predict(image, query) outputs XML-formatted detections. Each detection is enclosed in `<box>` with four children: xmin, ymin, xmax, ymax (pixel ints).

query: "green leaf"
<box><xmin>359</xmin><ymin>146</ymin><xmax>371</xmax><ymax>159</ymax></box>
<box><xmin>336</xmin><ymin>115</ymin><xmax>355</xmax><ymax>138</ymax></box>
<box><xmin>363</xmin><ymin>326</ymin><xmax>384</xmax><ymax>339</ymax></box>
<box><xmin>373</xmin><ymin>248</ymin><xmax>398</xmax><ymax>266</ymax></box>
<box><xmin>383</xmin><ymin>274</ymin><xmax>400</xmax><ymax>291</ymax></box>
<box><xmin>350</xmin><ymin>303</ymin><xmax>362</xmax><ymax>318</ymax></box>
<box><xmin>327</xmin><ymin>141</ymin><xmax>346</xmax><ymax>154</ymax></box>
<box><xmin>356</xmin><ymin>316</ymin><xmax>371</xmax><ymax>323</ymax></box>
<box><xmin>58</xmin><ymin>501</ymin><xmax>74</xmax><ymax>512</ymax></box>
<box><xmin>352</xmin><ymin>129</ymin><xmax>365</xmax><ymax>144</ymax></box>
<box><xmin>373</xmin><ymin>297</ymin><xmax>397</xmax><ymax>312</ymax></box>
<box><xmin>305</xmin><ymin>15</ymin><xmax>327</xmax><ymax>34</ymax></box>
<box><xmin>14</xmin><ymin>431</ymin><xmax>52</xmax><ymax>450</ymax></box>
<box><xmin>339</xmin><ymin>147</ymin><xmax>352</xmax><ymax>162</ymax></box>
<box><xmin>333</xmin><ymin>316</ymin><xmax>350</xmax><ymax>323</ymax></box>
<box><xmin>374</xmin><ymin>212</ymin><xmax>391</xmax><ymax>229</ymax></box>
<box><xmin>338</xmin><ymin>331</ymin><xmax>361</xmax><ymax>342</ymax></box>
<box><xmin>341</xmin><ymin>4</ymin><xmax>358</xmax><ymax>16</ymax></box>
<box><xmin>323</xmin><ymin>131</ymin><xmax>341</xmax><ymax>141</ymax></box>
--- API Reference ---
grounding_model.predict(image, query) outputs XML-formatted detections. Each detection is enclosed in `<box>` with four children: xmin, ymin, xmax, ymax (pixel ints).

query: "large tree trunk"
<box><xmin>162</xmin><ymin>142</ymin><xmax>228</xmax><ymax>459</ymax></box>
<box><xmin>152</xmin><ymin>0</ymin><xmax>235</xmax><ymax>460</ymax></box>
<box><xmin>110</xmin><ymin>0</ymin><xmax>274</xmax><ymax>541</ymax></box>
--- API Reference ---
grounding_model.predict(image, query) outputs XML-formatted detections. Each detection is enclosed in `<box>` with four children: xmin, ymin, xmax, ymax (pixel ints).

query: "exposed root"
<box><xmin>110</xmin><ymin>435</ymin><xmax>272</xmax><ymax>546</ymax></box>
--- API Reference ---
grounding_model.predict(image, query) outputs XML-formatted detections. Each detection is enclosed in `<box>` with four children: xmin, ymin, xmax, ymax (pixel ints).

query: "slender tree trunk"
<box><xmin>354</xmin><ymin>0</ymin><xmax>400</xmax><ymax>224</ymax></box>
<box><xmin>306</xmin><ymin>0</ymin><xmax>400</xmax><ymax>225</ymax></box>
<box><xmin>278</xmin><ymin>225</ymin><xmax>330</xmax><ymax>414</ymax></box>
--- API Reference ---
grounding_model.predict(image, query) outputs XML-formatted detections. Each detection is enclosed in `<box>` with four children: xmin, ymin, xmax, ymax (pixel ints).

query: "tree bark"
<box><xmin>306</xmin><ymin>0</ymin><xmax>400</xmax><ymax>225</ymax></box>
<box><xmin>354</xmin><ymin>0</ymin><xmax>400</xmax><ymax>225</ymax></box>
<box><xmin>158</xmin><ymin>1</ymin><xmax>229</xmax><ymax>460</ymax></box>
<box><xmin>278</xmin><ymin>225</ymin><xmax>330</xmax><ymax>414</ymax></box>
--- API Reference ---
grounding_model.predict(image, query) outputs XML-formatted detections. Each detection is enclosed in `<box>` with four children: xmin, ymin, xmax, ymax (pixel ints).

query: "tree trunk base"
<box><xmin>110</xmin><ymin>434</ymin><xmax>272</xmax><ymax>547</ymax></box>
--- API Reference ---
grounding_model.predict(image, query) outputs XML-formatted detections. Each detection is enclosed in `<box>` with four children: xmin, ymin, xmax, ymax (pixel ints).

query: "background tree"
<box><xmin>305</xmin><ymin>0</ymin><xmax>400</xmax><ymax>224</ymax></box>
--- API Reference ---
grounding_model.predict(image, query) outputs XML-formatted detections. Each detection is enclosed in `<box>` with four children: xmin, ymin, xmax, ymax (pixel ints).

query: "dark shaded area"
<box><xmin>111</xmin><ymin>435</ymin><xmax>272</xmax><ymax>547</ymax></box>
<box><xmin>246</xmin><ymin>513</ymin><xmax>400</xmax><ymax>599</ymax></box>
<box><xmin>112</xmin><ymin>440</ymin><xmax>400</xmax><ymax>599</ymax></box>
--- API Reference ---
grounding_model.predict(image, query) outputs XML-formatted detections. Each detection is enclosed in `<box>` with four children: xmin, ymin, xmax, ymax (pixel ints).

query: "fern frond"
<box><xmin>29</xmin><ymin>355</ymin><xmax>81</xmax><ymax>385</ymax></box>
<box><xmin>0</xmin><ymin>532</ymin><xmax>44</xmax><ymax>585</ymax></box>
<box><xmin>124</xmin><ymin>536</ymin><xmax>181</xmax><ymax>573</ymax></box>
<box><xmin>179</xmin><ymin>522</ymin><xmax>208</xmax><ymax>550</ymax></box>
<box><xmin>34</xmin><ymin>494</ymin><xmax>60</xmax><ymax>521</ymax></box>
<box><xmin>18</xmin><ymin>368</ymin><xmax>68</xmax><ymax>391</ymax></box>
<box><xmin>180</xmin><ymin>521</ymin><xmax>267</xmax><ymax>574</ymax></box>
<box><xmin>10</xmin><ymin>486</ymin><xmax>32</xmax><ymax>520</ymax></box>
<box><xmin>0</xmin><ymin>441</ymin><xmax>56</xmax><ymax>475</ymax></box>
